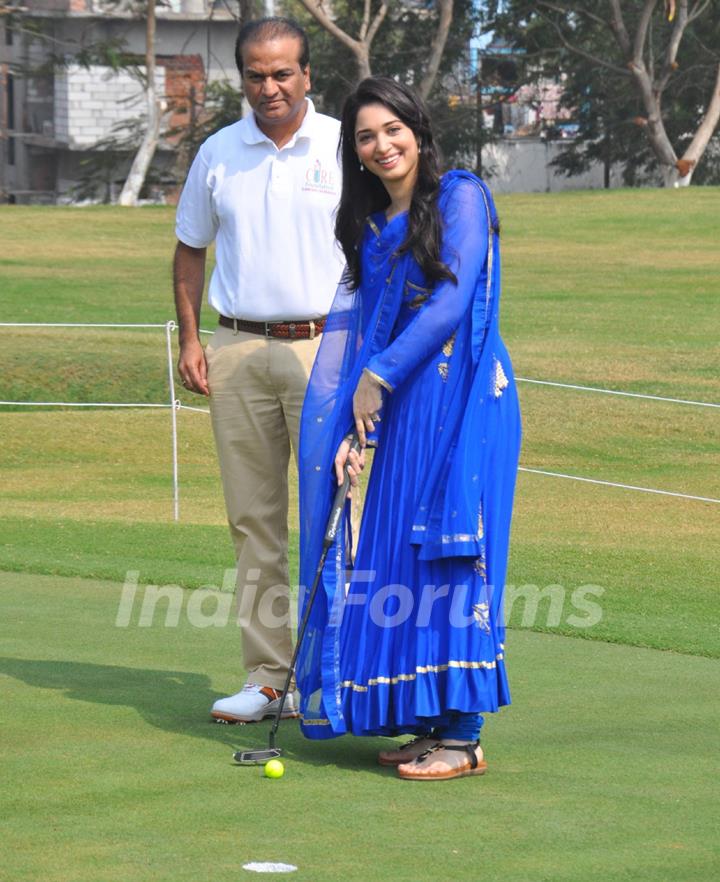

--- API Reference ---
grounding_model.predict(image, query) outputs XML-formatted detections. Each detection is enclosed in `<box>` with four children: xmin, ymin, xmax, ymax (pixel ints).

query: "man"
<box><xmin>173</xmin><ymin>17</ymin><xmax>344</xmax><ymax>723</ymax></box>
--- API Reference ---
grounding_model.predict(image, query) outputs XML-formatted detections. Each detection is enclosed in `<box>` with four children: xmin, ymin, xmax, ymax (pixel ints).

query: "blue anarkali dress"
<box><xmin>297</xmin><ymin>171</ymin><xmax>521</xmax><ymax>739</ymax></box>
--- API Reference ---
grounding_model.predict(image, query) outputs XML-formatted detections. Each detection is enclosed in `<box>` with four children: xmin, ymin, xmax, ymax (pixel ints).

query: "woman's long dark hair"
<box><xmin>335</xmin><ymin>77</ymin><xmax>456</xmax><ymax>290</ymax></box>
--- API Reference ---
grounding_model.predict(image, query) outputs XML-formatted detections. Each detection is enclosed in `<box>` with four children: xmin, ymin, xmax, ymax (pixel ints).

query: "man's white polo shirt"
<box><xmin>175</xmin><ymin>99</ymin><xmax>345</xmax><ymax>321</ymax></box>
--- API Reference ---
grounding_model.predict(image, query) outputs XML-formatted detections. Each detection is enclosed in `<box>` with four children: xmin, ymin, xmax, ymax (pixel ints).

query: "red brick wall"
<box><xmin>158</xmin><ymin>54</ymin><xmax>206</xmax><ymax>146</ymax></box>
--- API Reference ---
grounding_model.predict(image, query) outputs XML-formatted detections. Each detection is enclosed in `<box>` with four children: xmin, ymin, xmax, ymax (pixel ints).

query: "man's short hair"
<box><xmin>235</xmin><ymin>16</ymin><xmax>310</xmax><ymax>75</ymax></box>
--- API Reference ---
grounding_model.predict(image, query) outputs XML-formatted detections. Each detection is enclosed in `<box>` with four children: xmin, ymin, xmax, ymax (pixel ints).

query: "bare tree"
<box><xmin>533</xmin><ymin>0</ymin><xmax>720</xmax><ymax>185</ymax></box>
<box><xmin>119</xmin><ymin>0</ymin><xmax>161</xmax><ymax>206</ymax></box>
<box><xmin>295</xmin><ymin>0</ymin><xmax>454</xmax><ymax>99</ymax></box>
<box><xmin>295</xmin><ymin>0</ymin><xmax>389</xmax><ymax>81</ymax></box>
<box><xmin>607</xmin><ymin>0</ymin><xmax>719</xmax><ymax>184</ymax></box>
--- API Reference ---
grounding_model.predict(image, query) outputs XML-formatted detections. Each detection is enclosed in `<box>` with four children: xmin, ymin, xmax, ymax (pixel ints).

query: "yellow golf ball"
<box><xmin>264</xmin><ymin>759</ymin><xmax>285</xmax><ymax>779</ymax></box>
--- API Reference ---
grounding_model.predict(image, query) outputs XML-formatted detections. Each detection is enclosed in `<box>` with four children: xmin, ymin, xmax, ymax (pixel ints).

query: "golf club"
<box><xmin>233</xmin><ymin>433</ymin><xmax>361</xmax><ymax>764</ymax></box>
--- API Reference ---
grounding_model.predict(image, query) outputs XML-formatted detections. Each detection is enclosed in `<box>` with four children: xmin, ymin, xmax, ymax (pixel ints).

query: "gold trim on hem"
<box><xmin>363</xmin><ymin>367</ymin><xmax>394</xmax><ymax>393</ymax></box>
<box><xmin>340</xmin><ymin>655</ymin><xmax>505</xmax><ymax>692</ymax></box>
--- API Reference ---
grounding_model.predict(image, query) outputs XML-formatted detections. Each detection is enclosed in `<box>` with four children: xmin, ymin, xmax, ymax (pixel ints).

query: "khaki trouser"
<box><xmin>205</xmin><ymin>325</ymin><xmax>322</xmax><ymax>691</ymax></box>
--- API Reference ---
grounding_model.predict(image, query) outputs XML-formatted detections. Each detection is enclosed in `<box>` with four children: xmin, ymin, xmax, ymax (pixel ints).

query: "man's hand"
<box><xmin>173</xmin><ymin>241</ymin><xmax>208</xmax><ymax>395</ymax></box>
<box><xmin>178</xmin><ymin>338</ymin><xmax>209</xmax><ymax>396</ymax></box>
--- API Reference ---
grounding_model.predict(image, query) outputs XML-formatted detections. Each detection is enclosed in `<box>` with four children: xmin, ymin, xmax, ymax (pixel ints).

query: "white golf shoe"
<box><xmin>211</xmin><ymin>683</ymin><xmax>299</xmax><ymax>723</ymax></box>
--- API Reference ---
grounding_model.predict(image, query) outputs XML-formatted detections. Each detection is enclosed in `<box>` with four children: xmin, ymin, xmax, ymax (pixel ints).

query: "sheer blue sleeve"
<box><xmin>364</xmin><ymin>179</ymin><xmax>490</xmax><ymax>391</ymax></box>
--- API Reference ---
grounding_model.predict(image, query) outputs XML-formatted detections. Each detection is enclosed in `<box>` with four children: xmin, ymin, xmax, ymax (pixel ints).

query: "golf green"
<box><xmin>1</xmin><ymin>571</ymin><xmax>717</xmax><ymax>882</ymax></box>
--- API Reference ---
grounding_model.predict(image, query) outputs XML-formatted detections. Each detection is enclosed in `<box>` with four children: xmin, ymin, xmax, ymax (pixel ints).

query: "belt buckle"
<box><xmin>288</xmin><ymin>322</ymin><xmax>297</xmax><ymax>339</ymax></box>
<box><xmin>263</xmin><ymin>321</ymin><xmax>271</xmax><ymax>338</ymax></box>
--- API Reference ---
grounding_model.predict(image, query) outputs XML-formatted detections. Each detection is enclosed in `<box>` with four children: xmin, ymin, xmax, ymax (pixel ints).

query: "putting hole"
<box><xmin>243</xmin><ymin>862</ymin><xmax>298</xmax><ymax>874</ymax></box>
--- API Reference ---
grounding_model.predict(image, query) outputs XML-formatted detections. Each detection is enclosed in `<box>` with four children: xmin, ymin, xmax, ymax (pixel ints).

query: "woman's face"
<box><xmin>354</xmin><ymin>102</ymin><xmax>420</xmax><ymax>190</ymax></box>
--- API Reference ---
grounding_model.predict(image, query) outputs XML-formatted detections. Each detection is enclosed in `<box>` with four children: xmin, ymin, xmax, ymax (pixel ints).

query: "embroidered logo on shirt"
<box><xmin>302</xmin><ymin>159</ymin><xmax>338</xmax><ymax>194</ymax></box>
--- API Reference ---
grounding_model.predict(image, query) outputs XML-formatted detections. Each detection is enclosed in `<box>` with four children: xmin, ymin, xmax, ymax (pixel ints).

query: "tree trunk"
<box><xmin>356</xmin><ymin>46</ymin><xmax>372</xmax><ymax>80</ymax></box>
<box><xmin>603</xmin><ymin>128</ymin><xmax>611</xmax><ymax>189</ymax></box>
<box><xmin>119</xmin><ymin>1</ymin><xmax>160</xmax><ymax>206</ymax></box>
<box><xmin>418</xmin><ymin>0</ymin><xmax>453</xmax><ymax>100</ymax></box>
<box><xmin>675</xmin><ymin>61</ymin><xmax>720</xmax><ymax>185</ymax></box>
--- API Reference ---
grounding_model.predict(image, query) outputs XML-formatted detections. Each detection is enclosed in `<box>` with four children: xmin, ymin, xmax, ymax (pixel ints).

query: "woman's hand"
<box><xmin>334</xmin><ymin>436</ymin><xmax>366</xmax><ymax>492</ymax></box>
<box><xmin>353</xmin><ymin>370</ymin><xmax>383</xmax><ymax>447</ymax></box>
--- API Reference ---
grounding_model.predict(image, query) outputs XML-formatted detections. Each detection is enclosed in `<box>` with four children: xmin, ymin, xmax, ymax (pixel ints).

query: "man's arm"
<box><xmin>173</xmin><ymin>241</ymin><xmax>210</xmax><ymax>396</ymax></box>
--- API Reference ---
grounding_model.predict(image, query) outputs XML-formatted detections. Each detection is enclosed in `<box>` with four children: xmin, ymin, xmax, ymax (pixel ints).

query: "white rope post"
<box><xmin>165</xmin><ymin>320</ymin><xmax>180</xmax><ymax>522</ymax></box>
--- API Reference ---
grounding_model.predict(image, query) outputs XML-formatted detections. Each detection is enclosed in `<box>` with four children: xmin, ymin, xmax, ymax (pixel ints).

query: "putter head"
<box><xmin>233</xmin><ymin>747</ymin><xmax>282</xmax><ymax>765</ymax></box>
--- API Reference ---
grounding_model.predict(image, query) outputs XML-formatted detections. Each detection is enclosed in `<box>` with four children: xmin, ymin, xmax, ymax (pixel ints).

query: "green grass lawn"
<box><xmin>1</xmin><ymin>190</ymin><xmax>719</xmax><ymax>880</ymax></box>
<box><xmin>2</xmin><ymin>571</ymin><xmax>718</xmax><ymax>882</ymax></box>
<box><xmin>1</xmin><ymin>191</ymin><xmax>718</xmax><ymax>656</ymax></box>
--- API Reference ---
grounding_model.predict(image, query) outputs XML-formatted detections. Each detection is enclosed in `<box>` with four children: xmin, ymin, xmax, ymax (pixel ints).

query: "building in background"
<box><xmin>0</xmin><ymin>0</ymin><xmax>239</xmax><ymax>204</ymax></box>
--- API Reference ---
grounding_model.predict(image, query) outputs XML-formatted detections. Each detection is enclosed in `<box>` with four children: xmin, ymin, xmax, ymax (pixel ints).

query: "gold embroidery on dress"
<box><xmin>477</xmin><ymin>501</ymin><xmax>484</xmax><ymax>539</ymax></box>
<box><xmin>493</xmin><ymin>358</ymin><xmax>509</xmax><ymax>398</ymax></box>
<box><xmin>472</xmin><ymin>602</ymin><xmax>491</xmax><ymax>633</ymax></box>
<box><xmin>437</xmin><ymin>362</ymin><xmax>449</xmax><ymax>381</ymax></box>
<box><xmin>405</xmin><ymin>280</ymin><xmax>432</xmax><ymax>309</ymax></box>
<box><xmin>442</xmin><ymin>331</ymin><xmax>456</xmax><ymax>357</ymax></box>
<box><xmin>367</xmin><ymin>218</ymin><xmax>381</xmax><ymax>238</ymax></box>
<box><xmin>408</xmin><ymin>293</ymin><xmax>430</xmax><ymax>309</ymax></box>
<box><xmin>474</xmin><ymin>558</ymin><xmax>487</xmax><ymax>577</ymax></box>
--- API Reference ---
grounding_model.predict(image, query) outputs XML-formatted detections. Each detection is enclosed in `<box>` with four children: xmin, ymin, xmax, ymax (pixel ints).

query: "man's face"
<box><xmin>241</xmin><ymin>36</ymin><xmax>310</xmax><ymax>130</ymax></box>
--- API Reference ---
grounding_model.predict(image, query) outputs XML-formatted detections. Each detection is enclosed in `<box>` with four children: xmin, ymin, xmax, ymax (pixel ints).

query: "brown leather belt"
<box><xmin>218</xmin><ymin>314</ymin><xmax>326</xmax><ymax>339</ymax></box>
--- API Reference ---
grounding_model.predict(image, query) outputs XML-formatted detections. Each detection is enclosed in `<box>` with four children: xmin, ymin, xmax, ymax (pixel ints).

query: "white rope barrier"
<box><xmin>0</xmin><ymin>401</ymin><xmax>172</xmax><ymax>408</ymax></box>
<box><xmin>0</xmin><ymin>400</ymin><xmax>209</xmax><ymax>413</ymax></box>
<box><xmin>165</xmin><ymin>321</ymin><xmax>180</xmax><ymax>522</ymax></box>
<box><xmin>178</xmin><ymin>403</ymin><xmax>211</xmax><ymax>414</ymax></box>
<box><xmin>516</xmin><ymin>377</ymin><xmax>720</xmax><ymax>410</ymax></box>
<box><xmin>0</xmin><ymin>322</ymin><xmax>168</xmax><ymax>329</ymax></box>
<box><xmin>2</xmin><ymin>321</ymin><xmax>717</xmax><ymax>514</ymax></box>
<box><xmin>519</xmin><ymin>467</ymin><xmax>720</xmax><ymax>505</ymax></box>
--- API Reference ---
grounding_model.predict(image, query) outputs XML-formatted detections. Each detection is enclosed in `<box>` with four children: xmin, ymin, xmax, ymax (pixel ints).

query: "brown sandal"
<box><xmin>397</xmin><ymin>741</ymin><xmax>488</xmax><ymax>781</ymax></box>
<box><xmin>377</xmin><ymin>735</ymin><xmax>441</xmax><ymax>767</ymax></box>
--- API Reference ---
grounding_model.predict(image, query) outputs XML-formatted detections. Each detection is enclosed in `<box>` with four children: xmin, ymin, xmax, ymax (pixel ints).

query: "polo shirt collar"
<box><xmin>242</xmin><ymin>98</ymin><xmax>317</xmax><ymax>148</ymax></box>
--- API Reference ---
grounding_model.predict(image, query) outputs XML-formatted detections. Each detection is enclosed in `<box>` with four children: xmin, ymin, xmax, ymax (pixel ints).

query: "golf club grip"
<box><xmin>324</xmin><ymin>434</ymin><xmax>361</xmax><ymax>547</ymax></box>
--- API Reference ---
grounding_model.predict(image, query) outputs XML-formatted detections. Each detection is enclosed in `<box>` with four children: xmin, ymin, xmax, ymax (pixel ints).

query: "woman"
<box><xmin>297</xmin><ymin>77</ymin><xmax>521</xmax><ymax>781</ymax></box>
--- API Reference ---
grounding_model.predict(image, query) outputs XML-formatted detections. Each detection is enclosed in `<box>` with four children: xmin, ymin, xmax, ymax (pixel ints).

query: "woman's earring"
<box><xmin>417</xmin><ymin>142</ymin><xmax>422</xmax><ymax>154</ymax></box>
<box><xmin>359</xmin><ymin>160</ymin><xmax>364</xmax><ymax>172</ymax></box>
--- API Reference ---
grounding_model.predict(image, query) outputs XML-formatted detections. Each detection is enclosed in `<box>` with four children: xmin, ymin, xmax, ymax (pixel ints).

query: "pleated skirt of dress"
<box><xmin>337</xmin><ymin>320</ymin><xmax>511</xmax><ymax>737</ymax></box>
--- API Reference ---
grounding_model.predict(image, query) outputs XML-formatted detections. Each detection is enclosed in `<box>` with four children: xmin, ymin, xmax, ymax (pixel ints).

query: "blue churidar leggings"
<box><xmin>423</xmin><ymin>711</ymin><xmax>483</xmax><ymax>742</ymax></box>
